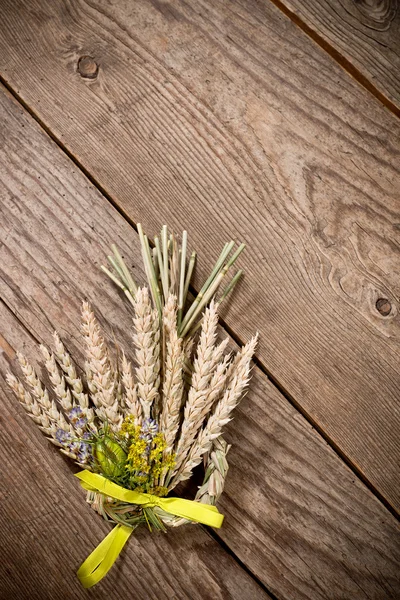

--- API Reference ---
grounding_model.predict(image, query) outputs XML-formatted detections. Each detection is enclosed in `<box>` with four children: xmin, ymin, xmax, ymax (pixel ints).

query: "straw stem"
<box><xmin>137</xmin><ymin>224</ymin><xmax>162</xmax><ymax>317</ymax></box>
<box><xmin>162</xmin><ymin>225</ymin><xmax>169</xmax><ymax>296</ymax></box>
<box><xmin>100</xmin><ymin>266</ymin><xmax>136</xmax><ymax>308</ymax></box>
<box><xmin>107</xmin><ymin>255</ymin><xmax>126</xmax><ymax>284</ymax></box>
<box><xmin>180</xmin><ymin>244</ymin><xmax>245</xmax><ymax>337</ymax></box>
<box><xmin>111</xmin><ymin>244</ymin><xmax>138</xmax><ymax>294</ymax></box>
<box><xmin>220</xmin><ymin>269</ymin><xmax>243</xmax><ymax>302</ymax></box>
<box><xmin>179</xmin><ymin>242</ymin><xmax>233</xmax><ymax>334</ymax></box>
<box><xmin>178</xmin><ymin>230</ymin><xmax>187</xmax><ymax>327</ymax></box>
<box><xmin>155</xmin><ymin>236</ymin><xmax>168</xmax><ymax>300</ymax></box>
<box><xmin>182</xmin><ymin>251</ymin><xmax>196</xmax><ymax>309</ymax></box>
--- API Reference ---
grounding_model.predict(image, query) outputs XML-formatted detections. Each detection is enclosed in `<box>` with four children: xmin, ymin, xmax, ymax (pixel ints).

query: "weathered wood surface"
<box><xmin>1</xmin><ymin>87</ymin><xmax>400</xmax><ymax>600</ymax></box>
<box><xmin>0</xmin><ymin>306</ymin><xmax>270</xmax><ymax>600</ymax></box>
<box><xmin>0</xmin><ymin>0</ymin><xmax>399</xmax><ymax>511</ymax></box>
<box><xmin>275</xmin><ymin>0</ymin><xmax>400</xmax><ymax>111</ymax></box>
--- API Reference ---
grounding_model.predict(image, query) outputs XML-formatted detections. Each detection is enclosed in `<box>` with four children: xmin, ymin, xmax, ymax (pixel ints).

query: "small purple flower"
<box><xmin>68</xmin><ymin>407</ymin><xmax>82</xmax><ymax>420</ymax></box>
<box><xmin>76</xmin><ymin>417</ymin><xmax>87</xmax><ymax>429</ymax></box>
<box><xmin>68</xmin><ymin>441</ymin><xmax>81</xmax><ymax>453</ymax></box>
<box><xmin>140</xmin><ymin>419</ymin><xmax>158</xmax><ymax>440</ymax></box>
<box><xmin>77</xmin><ymin>442</ymin><xmax>92</xmax><ymax>464</ymax></box>
<box><xmin>67</xmin><ymin>407</ymin><xmax>87</xmax><ymax>428</ymax></box>
<box><xmin>56</xmin><ymin>429</ymin><xmax>71</xmax><ymax>445</ymax></box>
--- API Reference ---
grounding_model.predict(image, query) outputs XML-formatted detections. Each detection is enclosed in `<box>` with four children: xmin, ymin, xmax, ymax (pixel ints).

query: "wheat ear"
<box><xmin>182</xmin><ymin>337</ymin><xmax>195</xmax><ymax>379</ymax></box>
<box><xmin>195</xmin><ymin>436</ymin><xmax>231</xmax><ymax>503</ymax></box>
<box><xmin>52</xmin><ymin>332</ymin><xmax>89</xmax><ymax>408</ymax></box>
<box><xmin>160</xmin><ymin>295</ymin><xmax>185</xmax><ymax>453</ymax></box>
<box><xmin>6</xmin><ymin>373</ymin><xmax>47</xmax><ymax>427</ymax></box>
<box><xmin>13</xmin><ymin>353</ymin><xmax>77</xmax><ymax>442</ymax></box>
<box><xmin>121</xmin><ymin>351</ymin><xmax>142</xmax><ymax>424</ymax></box>
<box><xmin>40</xmin><ymin>345</ymin><xmax>73</xmax><ymax>411</ymax></box>
<box><xmin>169</xmin><ymin>353</ymin><xmax>231</xmax><ymax>484</ymax></box>
<box><xmin>169</xmin><ymin>335</ymin><xmax>257</xmax><ymax>489</ymax></box>
<box><xmin>81</xmin><ymin>302</ymin><xmax>122</xmax><ymax>429</ymax></box>
<box><xmin>210</xmin><ymin>338</ymin><xmax>230</xmax><ymax>370</ymax></box>
<box><xmin>172</xmin><ymin>301</ymin><xmax>220</xmax><ymax>473</ymax></box>
<box><xmin>40</xmin><ymin>344</ymin><xmax>96</xmax><ymax>433</ymax></box>
<box><xmin>133</xmin><ymin>287</ymin><xmax>160</xmax><ymax>419</ymax></box>
<box><xmin>5</xmin><ymin>372</ymin><xmax>66</xmax><ymax>447</ymax></box>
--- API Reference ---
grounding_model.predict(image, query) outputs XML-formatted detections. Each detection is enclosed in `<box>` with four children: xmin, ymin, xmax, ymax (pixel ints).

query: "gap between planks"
<box><xmin>0</xmin><ymin>74</ymin><xmax>398</xmax><ymax>523</ymax></box>
<box><xmin>265</xmin><ymin>0</ymin><xmax>400</xmax><ymax>119</ymax></box>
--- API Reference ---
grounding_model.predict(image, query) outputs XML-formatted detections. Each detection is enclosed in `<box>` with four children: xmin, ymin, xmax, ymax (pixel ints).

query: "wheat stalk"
<box><xmin>168</xmin><ymin>234</ymin><xmax>179</xmax><ymax>297</ymax></box>
<box><xmin>169</xmin><ymin>335</ymin><xmax>257</xmax><ymax>490</ymax></box>
<box><xmin>103</xmin><ymin>227</ymin><xmax>245</xmax><ymax>340</ymax></box>
<box><xmin>133</xmin><ymin>287</ymin><xmax>160</xmax><ymax>419</ymax></box>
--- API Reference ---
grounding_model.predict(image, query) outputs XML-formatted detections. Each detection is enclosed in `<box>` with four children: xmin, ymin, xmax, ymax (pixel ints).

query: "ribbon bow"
<box><xmin>75</xmin><ymin>471</ymin><xmax>224</xmax><ymax>588</ymax></box>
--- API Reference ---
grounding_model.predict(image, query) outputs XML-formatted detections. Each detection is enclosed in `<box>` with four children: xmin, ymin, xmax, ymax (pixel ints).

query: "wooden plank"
<box><xmin>0</xmin><ymin>0</ymin><xmax>399</xmax><ymax>511</ymax></box>
<box><xmin>0</xmin><ymin>305</ymin><xmax>270</xmax><ymax>600</ymax></box>
<box><xmin>272</xmin><ymin>0</ymin><xmax>400</xmax><ymax>112</ymax></box>
<box><xmin>1</xmin><ymin>86</ymin><xmax>400</xmax><ymax>600</ymax></box>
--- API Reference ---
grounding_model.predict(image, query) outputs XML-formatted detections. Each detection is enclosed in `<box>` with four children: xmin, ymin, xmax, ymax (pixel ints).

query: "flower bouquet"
<box><xmin>7</xmin><ymin>224</ymin><xmax>257</xmax><ymax>587</ymax></box>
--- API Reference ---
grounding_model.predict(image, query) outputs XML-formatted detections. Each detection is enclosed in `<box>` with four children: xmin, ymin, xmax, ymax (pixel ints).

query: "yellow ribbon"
<box><xmin>75</xmin><ymin>471</ymin><xmax>224</xmax><ymax>588</ymax></box>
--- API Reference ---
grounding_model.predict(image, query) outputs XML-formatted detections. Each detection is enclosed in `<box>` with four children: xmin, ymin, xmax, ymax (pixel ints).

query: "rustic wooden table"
<box><xmin>0</xmin><ymin>1</ymin><xmax>399</xmax><ymax>598</ymax></box>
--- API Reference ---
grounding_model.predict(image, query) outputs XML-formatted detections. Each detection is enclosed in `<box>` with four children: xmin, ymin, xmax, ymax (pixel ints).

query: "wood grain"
<box><xmin>0</xmin><ymin>0</ymin><xmax>399</xmax><ymax>511</ymax></box>
<box><xmin>273</xmin><ymin>0</ymin><xmax>400</xmax><ymax>111</ymax></box>
<box><xmin>1</xmin><ymin>86</ymin><xmax>400</xmax><ymax>600</ymax></box>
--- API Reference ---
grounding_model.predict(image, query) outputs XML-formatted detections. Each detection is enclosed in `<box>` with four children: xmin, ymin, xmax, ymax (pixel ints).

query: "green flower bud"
<box><xmin>94</xmin><ymin>436</ymin><xmax>127</xmax><ymax>478</ymax></box>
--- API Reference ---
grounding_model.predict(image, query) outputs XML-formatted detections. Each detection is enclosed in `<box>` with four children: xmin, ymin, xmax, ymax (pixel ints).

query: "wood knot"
<box><xmin>77</xmin><ymin>56</ymin><xmax>99</xmax><ymax>79</ymax></box>
<box><xmin>376</xmin><ymin>297</ymin><xmax>392</xmax><ymax>316</ymax></box>
<box><xmin>353</xmin><ymin>0</ymin><xmax>396</xmax><ymax>28</ymax></box>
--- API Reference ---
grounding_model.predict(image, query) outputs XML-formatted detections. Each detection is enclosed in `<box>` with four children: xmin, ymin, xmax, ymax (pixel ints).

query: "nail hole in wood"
<box><xmin>376</xmin><ymin>298</ymin><xmax>391</xmax><ymax>316</ymax></box>
<box><xmin>77</xmin><ymin>56</ymin><xmax>99</xmax><ymax>79</ymax></box>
